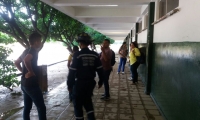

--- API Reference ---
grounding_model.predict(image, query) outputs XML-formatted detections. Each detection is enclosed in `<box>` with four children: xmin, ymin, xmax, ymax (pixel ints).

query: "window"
<box><xmin>159</xmin><ymin>0</ymin><xmax>179</xmax><ymax>18</ymax></box>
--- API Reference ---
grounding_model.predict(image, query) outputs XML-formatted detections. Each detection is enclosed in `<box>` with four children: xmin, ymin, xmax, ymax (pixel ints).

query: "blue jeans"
<box><xmin>118</xmin><ymin>57</ymin><xmax>127</xmax><ymax>72</ymax></box>
<box><xmin>103</xmin><ymin>69</ymin><xmax>112</xmax><ymax>97</ymax></box>
<box><xmin>130</xmin><ymin>62</ymin><xmax>140</xmax><ymax>83</ymax></box>
<box><xmin>21</xmin><ymin>79</ymin><xmax>46</xmax><ymax>120</ymax></box>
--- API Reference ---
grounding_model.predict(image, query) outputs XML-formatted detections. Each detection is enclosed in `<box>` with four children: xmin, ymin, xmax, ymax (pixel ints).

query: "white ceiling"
<box><xmin>40</xmin><ymin>0</ymin><xmax>153</xmax><ymax>41</ymax></box>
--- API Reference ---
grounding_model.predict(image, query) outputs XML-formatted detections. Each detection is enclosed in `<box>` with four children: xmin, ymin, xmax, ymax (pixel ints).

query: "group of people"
<box><xmin>14</xmin><ymin>32</ymin><xmax>116</xmax><ymax>120</ymax></box>
<box><xmin>117</xmin><ymin>42</ymin><xmax>141</xmax><ymax>85</ymax></box>
<box><xmin>14</xmin><ymin>31</ymin><xmax>141</xmax><ymax>120</ymax></box>
<box><xmin>67</xmin><ymin>33</ymin><xmax>114</xmax><ymax>120</ymax></box>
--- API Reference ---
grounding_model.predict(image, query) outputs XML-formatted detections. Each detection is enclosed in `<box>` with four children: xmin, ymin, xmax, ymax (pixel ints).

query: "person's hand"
<box><xmin>25</xmin><ymin>72</ymin><xmax>35</xmax><ymax>78</ymax></box>
<box><xmin>131</xmin><ymin>49</ymin><xmax>135</xmax><ymax>55</ymax></box>
<box><xmin>100</xmin><ymin>45</ymin><xmax>105</xmax><ymax>52</ymax></box>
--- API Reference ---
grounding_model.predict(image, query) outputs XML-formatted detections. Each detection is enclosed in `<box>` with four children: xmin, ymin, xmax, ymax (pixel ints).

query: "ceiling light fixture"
<box><xmin>89</xmin><ymin>5</ymin><xmax>118</xmax><ymax>7</ymax></box>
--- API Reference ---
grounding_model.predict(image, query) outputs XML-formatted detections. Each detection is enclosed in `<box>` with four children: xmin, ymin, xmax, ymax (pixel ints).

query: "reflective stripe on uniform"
<box><xmin>97</xmin><ymin>66</ymin><xmax>103</xmax><ymax>69</ymax></box>
<box><xmin>77</xmin><ymin>54</ymin><xmax>98</xmax><ymax>58</ymax></box>
<box><xmin>87</xmin><ymin>111</ymin><xmax>94</xmax><ymax>114</ymax></box>
<box><xmin>69</xmin><ymin>67</ymin><xmax>77</xmax><ymax>70</ymax></box>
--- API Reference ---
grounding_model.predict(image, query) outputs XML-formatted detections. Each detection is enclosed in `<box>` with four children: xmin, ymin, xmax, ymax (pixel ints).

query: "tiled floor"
<box><xmin>7</xmin><ymin>64</ymin><xmax>164</xmax><ymax>120</ymax></box>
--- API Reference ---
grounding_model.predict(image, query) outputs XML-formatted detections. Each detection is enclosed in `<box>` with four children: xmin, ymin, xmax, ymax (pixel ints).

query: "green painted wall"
<box><xmin>147</xmin><ymin>42</ymin><xmax>200</xmax><ymax>120</ymax></box>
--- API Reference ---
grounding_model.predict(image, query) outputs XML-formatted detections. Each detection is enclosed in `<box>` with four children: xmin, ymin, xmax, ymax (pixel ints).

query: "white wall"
<box><xmin>138</xmin><ymin>29</ymin><xmax>147</xmax><ymax>43</ymax></box>
<box><xmin>154</xmin><ymin>0</ymin><xmax>200</xmax><ymax>43</ymax></box>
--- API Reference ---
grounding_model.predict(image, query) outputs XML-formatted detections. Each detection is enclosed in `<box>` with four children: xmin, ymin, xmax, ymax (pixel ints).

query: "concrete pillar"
<box><xmin>145</xmin><ymin>2</ymin><xmax>155</xmax><ymax>95</ymax></box>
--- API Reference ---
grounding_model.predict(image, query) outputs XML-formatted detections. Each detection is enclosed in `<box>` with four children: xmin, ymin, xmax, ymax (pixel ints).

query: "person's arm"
<box><xmin>67</xmin><ymin>60</ymin><xmax>72</xmax><ymax>68</ymax></box>
<box><xmin>118</xmin><ymin>47</ymin><xmax>126</xmax><ymax>58</ymax></box>
<box><xmin>14</xmin><ymin>57</ymin><xmax>23</xmax><ymax>72</ymax></box>
<box><xmin>134</xmin><ymin>48</ymin><xmax>141</xmax><ymax>56</ymax></box>
<box><xmin>118</xmin><ymin>47</ymin><xmax>122</xmax><ymax>55</ymax></box>
<box><xmin>67</xmin><ymin>54</ymin><xmax>72</xmax><ymax>68</ymax></box>
<box><xmin>23</xmin><ymin>54</ymin><xmax>35</xmax><ymax>78</ymax></box>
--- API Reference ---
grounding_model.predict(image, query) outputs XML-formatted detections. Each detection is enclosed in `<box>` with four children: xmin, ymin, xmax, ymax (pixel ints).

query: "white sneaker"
<box><xmin>122</xmin><ymin>72</ymin><xmax>125</xmax><ymax>74</ymax></box>
<box><xmin>117</xmin><ymin>72</ymin><xmax>119</xmax><ymax>74</ymax></box>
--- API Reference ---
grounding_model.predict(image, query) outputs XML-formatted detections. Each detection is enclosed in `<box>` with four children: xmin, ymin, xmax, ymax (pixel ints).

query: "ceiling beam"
<box><xmin>75</xmin><ymin>8</ymin><xmax>141</xmax><ymax>18</ymax></box>
<box><xmin>53</xmin><ymin>0</ymin><xmax>152</xmax><ymax>6</ymax></box>
<box><xmin>92</xmin><ymin>24</ymin><xmax>134</xmax><ymax>28</ymax></box>
<box><xmin>41</xmin><ymin>0</ymin><xmax>75</xmax><ymax>17</ymax></box>
<box><xmin>84</xmin><ymin>17</ymin><xmax>138</xmax><ymax>24</ymax></box>
<box><xmin>109</xmin><ymin>37</ymin><xmax>126</xmax><ymax>40</ymax></box>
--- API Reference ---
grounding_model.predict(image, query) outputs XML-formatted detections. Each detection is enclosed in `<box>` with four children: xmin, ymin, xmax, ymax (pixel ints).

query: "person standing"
<box><xmin>100</xmin><ymin>39</ymin><xmax>113</xmax><ymax>100</ymax></box>
<box><xmin>129</xmin><ymin>42</ymin><xmax>141</xmax><ymax>85</ymax></box>
<box><xmin>67</xmin><ymin>46</ymin><xmax>79</xmax><ymax>68</ymax></box>
<box><xmin>14</xmin><ymin>32</ymin><xmax>46</xmax><ymax>120</ymax></box>
<box><xmin>117</xmin><ymin>42</ymin><xmax>128</xmax><ymax>74</ymax></box>
<box><xmin>67</xmin><ymin>32</ymin><xmax>104</xmax><ymax>120</ymax></box>
<box><xmin>67</xmin><ymin>46</ymin><xmax>79</xmax><ymax>102</ymax></box>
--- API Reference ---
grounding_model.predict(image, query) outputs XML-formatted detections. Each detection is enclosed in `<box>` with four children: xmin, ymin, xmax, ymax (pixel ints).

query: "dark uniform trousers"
<box><xmin>72</xmin><ymin>79</ymin><xmax>96</xmax><ymax>120</ymax></box>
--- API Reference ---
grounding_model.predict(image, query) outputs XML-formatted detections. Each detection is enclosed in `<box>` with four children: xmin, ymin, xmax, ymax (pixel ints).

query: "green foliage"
<box><xmin>0</xmin><ymin>0</ymin><xmax>57</xmax><ymax>48</ymax></box>
<box><xmin>0</xmin><ymin>0</ymin><xmax>114</xmax><ymax>51</ymax></box>
<box><xmin>0</xmin><ymin>46</ymin><xmax>19</xmax><ymax>91</ymax></box>
<box><xmin>50</xmin><ymin>11</ymin><xmax>85</xmax><ymax>52</ymax></box>
<box><xmin>0</xmin><ymin>32</ymin><xmax>16</xmax><ymax>44</ymax></box>
<box><xmin>85</xmin><ymin>26</ymin><xmax>115</xmax><ymax>45</ymax></box>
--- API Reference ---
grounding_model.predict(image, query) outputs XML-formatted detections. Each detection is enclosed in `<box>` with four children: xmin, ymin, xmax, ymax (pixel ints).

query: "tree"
<box><xmin>50</xmin><ymin>12</ymin><xmax>85</xmax><ymax>53</ymax></box>
<box><xmin>0</xmin><ymin>0</ymin><xmax>57</xmax><ymax>48</ymax></box>
<box><xmin>85</xmin><ymin>27</ymin><xmax>114</xmax><ymax>44</ymax></box>
<box><xmin>0</xmin><ymin>32</ymin><xmax>16</xmax><ymax>44</ymax></box>
<box><xmin>0</xmin><ymin>45</ymin><xmax>19</xmax><ymax>91</ymax></box>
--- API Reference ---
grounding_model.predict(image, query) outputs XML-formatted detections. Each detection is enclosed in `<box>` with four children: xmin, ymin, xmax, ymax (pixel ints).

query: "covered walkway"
<box><xmin>7</xmin><ymin>59</ymin><xmax>164</xmax><ymax>120</ymax></box>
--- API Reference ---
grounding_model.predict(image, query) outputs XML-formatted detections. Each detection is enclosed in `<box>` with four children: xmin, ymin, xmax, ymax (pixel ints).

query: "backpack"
<box><xmin>99</xmin><ymin>49</ymin><xmax>116</xmax><ymax>66</ymax></box>
<box><xmin>111</xmin><ymin>50</ymin><xmax>116</xmax><ymax>66</ymax></box>
<box><xmin>136</xmin><ymin>49</ymin><xmax>145</xmax><ymax>64</ymax></box>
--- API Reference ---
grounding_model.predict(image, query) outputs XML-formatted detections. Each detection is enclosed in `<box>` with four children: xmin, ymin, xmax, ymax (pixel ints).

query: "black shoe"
<box><xmin>100</xmin><ymin>96</ymin><xmax>110</xmax><ymax>101</ymax></box>
<box><xmin>101</xmin><ymin>94</ymin><xmax>105</xmax><ymax>97</ymax></box>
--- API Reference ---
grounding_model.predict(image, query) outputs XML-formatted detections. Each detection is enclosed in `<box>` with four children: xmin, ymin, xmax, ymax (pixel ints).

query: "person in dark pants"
<box><xmin>117</xmin><ymin>42</ymin><xmax>128</xmax><ymax>74</ymax></box>
<box><xmin>129</xmin><ymin>42</ymin><xmax>141</xmax><ymax>85</ymax></box>
<box><xmin>14</xmin><ymin>32</ymin><xmax>46</xmax><ymax>120</ymax></box>
<box><xmin>100</xmin><ymin>39</ymin><xmax>113</xmax><ymax>100</ymax></box>
<box><xmin>67</xmin><ymin>46</ymin><xmax>79</xmax><ymax>102</ymax></box>
<box><xmin>67</xmin><ymin>32</ymin><xmax>104</xmax><ymax>120</ymax></box>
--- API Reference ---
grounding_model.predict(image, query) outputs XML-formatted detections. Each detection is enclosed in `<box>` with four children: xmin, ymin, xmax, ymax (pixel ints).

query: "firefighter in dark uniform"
<box><xmin>67</xmin><ymin>32</ymin><xmax>104</xmax><ymax>120</ymax></box>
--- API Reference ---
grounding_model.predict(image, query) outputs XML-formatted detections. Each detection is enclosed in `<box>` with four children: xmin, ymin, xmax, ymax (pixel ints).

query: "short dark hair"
<box><xmin>130</xmin><ymin>42</ymin><xmax>138</xmax><ymax>48</ymax></box>
<box><xmin>29</xmin><ymin>32</ymin><xmax>42</xmax><ymax>45</ymax></box>
<box><xmin>123</xmin><ymin>42</ymin><xmax>126</xmax><ymax>44</ymax></box>
<box><xmin>104</xmin><ymin>39</ymin><xmax>110</xmax><ymax>44</ymax></box>
<box><xmin>73</xmin><ymin>46</ymin><xmax>79</xmax><ymax>52</ymax></box>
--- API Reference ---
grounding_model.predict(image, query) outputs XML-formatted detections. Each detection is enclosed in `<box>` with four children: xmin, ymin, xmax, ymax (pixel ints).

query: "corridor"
<box><xmin>7</xmin><ymin>61</ymin><xmax>164</xmax><ymax>120</ymax></box>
